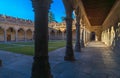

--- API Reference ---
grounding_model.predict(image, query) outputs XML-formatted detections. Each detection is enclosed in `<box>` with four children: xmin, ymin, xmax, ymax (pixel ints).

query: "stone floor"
<box><xmin>0</xmin><ymin>41</ymin><xmax>120</xmax><ymax>78</ymax></box>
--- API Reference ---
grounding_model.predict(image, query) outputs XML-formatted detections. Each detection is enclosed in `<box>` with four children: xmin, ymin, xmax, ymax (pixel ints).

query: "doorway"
<box><xmin>90</xmin><ymin>32</ymin><xmax>96</xmax><ymax>41</ymax></box>
<box><xmin>7</xmin><ymin>34</ymin><xmax>11</xmax><ymax>41</ymax></box>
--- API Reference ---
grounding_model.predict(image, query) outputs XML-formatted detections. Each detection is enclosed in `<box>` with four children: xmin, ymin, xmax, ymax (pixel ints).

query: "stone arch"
<box><xmin>26</xmin><ymin>29</ymin><xmax>32</xmax><ymax>40</ymax></box>
<box><xmin>18</xmin><ymin>28</ymin><xmax>25</xmax><ymax>41</ymax></box>
<box><xmin>0</xmin><ymin>26</ymin><xmax>4</xmax><ymax>41</ymax></box>
<box><xmin>6</xmin><ymin>27</ymin><xmax>16</xmax><ymax>41</ymax></box>
<box><xmin>57</xmin><ymin>30</ymin><xmax>62</xmax><ymax>40</ymax></box>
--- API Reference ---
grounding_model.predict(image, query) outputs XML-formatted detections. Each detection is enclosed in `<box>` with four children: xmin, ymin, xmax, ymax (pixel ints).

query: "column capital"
<box><xmin>31</xmin><ymin>0</ymin><xmax>52</xmax><ymax>11</ymax></box>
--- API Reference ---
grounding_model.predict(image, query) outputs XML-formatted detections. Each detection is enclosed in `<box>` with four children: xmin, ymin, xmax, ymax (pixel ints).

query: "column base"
<box><xmin>0</xmin><ymin>59</ymin><xmax>2</xmax><ymax>67</ymax></box>
<box><xmin>64</xmin><ymin>56</ymin><xmax>75</xmax><ymax>61</ymax></box>
<box><xmin>75</xmin><ymin>43</ymin><xmax>81</xmax><ymax>52</ymax></box>
<box><xmin>75</xmin><ymin>47</ymin><xmax>81</xmax><ymax>52</ymax></box>
<box><xmin>81</xmin><ymin>40</ymin><xmax>85</xmax><ymax>48</ymax></box>
<box><xmin>31</xmin><ymin>56</ymin><xmax>52</xmax><ymax>78</ymax></box>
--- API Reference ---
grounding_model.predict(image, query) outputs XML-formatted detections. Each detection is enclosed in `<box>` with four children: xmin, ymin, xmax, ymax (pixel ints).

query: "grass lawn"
<box><xmin>0</xmin><ymin>40</ymin><xmax>66</xmax><ymax>56</ymax></box>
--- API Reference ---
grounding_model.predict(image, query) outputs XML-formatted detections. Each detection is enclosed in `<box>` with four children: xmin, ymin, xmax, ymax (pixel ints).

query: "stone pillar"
<box><xmin>85</xmin><ymin>31</ymin><xmax>87</xmax><ymax>42</ymax></box>
<box><xmin>75</xmin><ymin>23</ymin><xmax>81</xmax><ymax>52</ymax></box>
<box><xmin>62</xmin><ymin>32</ymin><xmax>65</xmax><ymax>40</ymax></box>
<box><xmin>4</xmin><ymin>29</ymin><xmax>7</xmax><ymax>43</ymax></box>
<box><xmin>64</xmin><ymin>17</ymin><xmax>75</xmax><ymax>61</ymax></box>
<box><xmin>62</xmin><ymin>0</ymin><xmax>75</xmax><ymax>61</ymax></box>
<box><xmin>86</xmin><ymin>31</ymin><xmax>89</xmax><ymax>42</ymax></box>
<box><xmin>84</xmin><ymin>29</ymin><xmax>86</xmax><ymax>43</ymax></box>
<box><xmin>55</xmin><ymin>31</ymin><xmax>57</xmax><ymax>40</ymax></box>
<box><xmin>32</xmin><ymin>31</ymin><xmax>34</xmax><ymax>41</ymax></box>
<box><xmin>31</xmin><ymin>0</ymin><xmax>52</xmax><ymax>78</ymax></box>
<box><xmin>81</xmin><ymin>28</ymin><xmax>85</xmax><ymax>47</ymax></box>
<box><xmin>24</xmin><ymin>31</ymin><xmax>27</xmax><ymax>42</ymax></box>
<box><xmin>48</xmin><ymin>30</ymin><xmax>51</xmax><ymax>40</ymax></box>
<box><xmin>15</xmin><ymin>30</ymin><xmax>18</xmax><ymax>42</ymax></box>
<box><xmin>85</xmin><ymin>30</ymin><xmax>87</xmax><ymax>43</ymax></box>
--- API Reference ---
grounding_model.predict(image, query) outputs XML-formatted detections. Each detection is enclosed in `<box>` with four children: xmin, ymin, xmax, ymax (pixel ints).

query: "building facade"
<box><xmin>0</xmin><ymin>14</ymin><xmax>91</xmax><ymax>43</ymax></box>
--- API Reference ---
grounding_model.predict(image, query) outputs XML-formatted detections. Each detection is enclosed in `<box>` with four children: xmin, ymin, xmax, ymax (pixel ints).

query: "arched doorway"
<box><xmin>50</xmin><ymin>30</ymin><xmax>55</xmax><ymax>40</ymax></box>
<box><xmin>64</xmin><ymin>30</ymin><xmax>66</xmax><ymax>40</ymax></box>
<box><xmin>6</xmin><ymin>27</ymin><xmax>15</xmax><ymax>41</ymax></box>
<box><xmin>0</xmin><ymin>27</ymin><xmax>4</xmax><ymax>42</ymax></box>
<box><xmin>26</xmin><ymin>29</ymin><xmax>32</xmax><ymax>41</ymax></box>
<box><xmin>18</xmin><ymin>28</ymin><xmax>25</xmax><ymax>41</ymax></box>
<box><xmin>57</xmin><ymin>30</ymin><xmax>62</xmax><ymax>40</ymax></box>
<box><xmin>90</xmin><ymin>32</ymin><xmax>96</xmax><ymax>41</ymax></box>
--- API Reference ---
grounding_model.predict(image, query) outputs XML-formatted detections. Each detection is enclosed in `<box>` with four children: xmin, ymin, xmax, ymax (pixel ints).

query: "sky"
<box><xmin>0</xmin><ymin>0</ymin><xmax>65</xmax><ymax>22</ymax></box>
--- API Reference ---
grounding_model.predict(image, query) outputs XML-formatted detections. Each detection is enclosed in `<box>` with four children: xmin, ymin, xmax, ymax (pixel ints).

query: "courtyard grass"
<box><xmin>13</xmin><ymin>42</ymin><xmax>34</xmax><ymax>45</ymax></box>
<box><xmin>0</xmin><ymin>40</ymin><xmax>66</xmax><ymax>56</ymax></box>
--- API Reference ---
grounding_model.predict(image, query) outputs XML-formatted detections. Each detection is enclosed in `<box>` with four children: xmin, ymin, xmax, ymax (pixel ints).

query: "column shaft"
<box><xmin>81</xmin><ymin>29</ymin><xmax>85</xmax><ymax>47</ymax></box>
<box><xmin>32</xmin><ymin>31</ymin><xmax>34</xmax><ymax>41</ymax></box>
<box><xmin>64</xmin><ymin>17</ymin><xmax>75</xmax><ymax>61</ymax></box>
<box><xmin>62</xmin><ymin>32</ymin><xmax>64</xmax><ymax>40</ymax></box>
<box><xmin>75</xmin><ymin>23</ymin><xmax>81</xmax><ymax>52</ymax></box>
<box><xmin>31</xmin><ymin>1</ymin><xmax>52</xmax><ymax>78</ymax></box>
<box><xmin>24</xmin><ymin>31</ymin><xmax>27</xmax><ymax>42</ymax></box>
<box><xmin>15</xmin><ymin>30</ymin><xmax>18</xmax><ymax>42</ymax></box>
<box><xmin>4</xmin><ymin>29</ymin><xmax>7</xmax><ymax>43</ymax></box>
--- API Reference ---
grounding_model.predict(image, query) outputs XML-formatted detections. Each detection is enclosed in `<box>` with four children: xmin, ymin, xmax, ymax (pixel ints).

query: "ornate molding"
<box><xmin>31</xmin><ymin>0</ymin><xmax>52</xmax><ymax>11</ymax></box>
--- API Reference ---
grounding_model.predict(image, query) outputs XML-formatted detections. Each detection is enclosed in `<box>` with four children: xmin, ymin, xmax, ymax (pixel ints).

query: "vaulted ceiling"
<box><xmin>81</xmin><ymin>0</ymin><xmax>116</xmax><ymax>26</ymax></box>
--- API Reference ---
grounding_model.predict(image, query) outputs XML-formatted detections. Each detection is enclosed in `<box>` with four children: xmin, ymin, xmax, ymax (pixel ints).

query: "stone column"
<box><xmin>4</xmin><ymin>29</ymin><xmax>7</xmax><ymax>43</ymax></box>
<box><xmin>85</xmin><ymin>30</ymin><xmax>87</xmax><ymax>43</ymax></box>
<box><xmin>62</xmin><ymin>32</ymin><xmax>64</xmax><ymax>40</ymax></box>
<box><xmin>32</xmin><ymin>31</ymin><xmax>34</xmax><ymax>41</ymax></box>
<box><xmin>24</xmin><ymin>31</ymin><xmax>27</xmax><ymax>42</ymax></box>
<box><xmin>64</xmin><ymin>17</ymin><xmax>75</xmax><ymax>61</ymax></box>
<box><xmin>48</xmin><ymin>30</ymin><xmax>51</xmax><ymax>40</ymax></box>
<box><xmin>15</xmin><ymin>30</ymin><xmax>18</xmax><ymax>42</ymax></box>
<box><xmin>75</xmin><ymin>22</ymin><xmax>81</xmax><ymax>52</ymax></box>
<box><xmin>63</xmin><ymin>0</ymin><xmax>75</xmax><ymax>61</ymax></box>
<box><xmin>55</xmin><ymin>31</ymin><xmax>57</xmax><ymax>40</ymax></box>
<box><xmin>81</xmin><ymin>28</ymin><xmax>85</xmax><ymax>47</ymax></box>
<box><xmin>31</xmin><ymin>0</ymin><xmax>52</xmax><ymax>78</ymax></box>
<box><xmin>84</xmin><ymin>29</ymin><xmax>86</xmax><ymax>43</ymax></box>
<box><xmin>86</xmin><ymin>31</ymin><xmax>89</xmax><ymax>42</ymax></box>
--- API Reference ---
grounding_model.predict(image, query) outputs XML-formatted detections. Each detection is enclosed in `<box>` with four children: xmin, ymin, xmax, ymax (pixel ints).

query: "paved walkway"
<box><xmin>0</xmin><ymin>41</ymin><xmax>120</xmax><ymax>78</ymax></box>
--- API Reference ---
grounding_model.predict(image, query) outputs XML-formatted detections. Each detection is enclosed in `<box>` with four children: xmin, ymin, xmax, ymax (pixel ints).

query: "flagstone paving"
<box><xmin>0</xmin><ymin>41</ymin><xmax>120</xmax><ymax>78</ymax></box>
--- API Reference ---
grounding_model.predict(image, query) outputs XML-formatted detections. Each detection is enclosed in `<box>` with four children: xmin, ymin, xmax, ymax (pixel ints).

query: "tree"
<box><xmin>48</xmin><ymin>11</ymin><xmax>55</xmax><ymax>23</ymax></box>
<box><xmin>61</xmin><ymin>16</ymin><xmax>66</xmax><ymax>22</ymax></box>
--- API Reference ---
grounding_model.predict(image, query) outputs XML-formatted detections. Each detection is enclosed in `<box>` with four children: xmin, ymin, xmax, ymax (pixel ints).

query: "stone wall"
<box><xmin>101</xmin><ymin>1</ymin><xmax>120</xmax><ymax>52</ymax></box>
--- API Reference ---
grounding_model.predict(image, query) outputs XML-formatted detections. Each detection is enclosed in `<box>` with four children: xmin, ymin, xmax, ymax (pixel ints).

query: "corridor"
<box><xmin>0</xmin><ymin>41</ymin><xmax>120</xmax><ymax>78</ymax></box>
<box><xmin>52</xmin><ymin>41</ymin><xmax>120</xmax><ymax>78</ymax></box>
